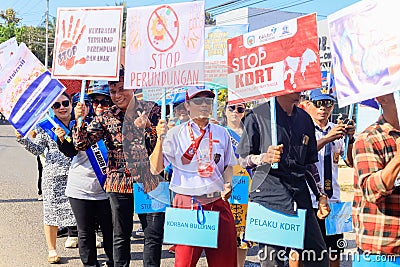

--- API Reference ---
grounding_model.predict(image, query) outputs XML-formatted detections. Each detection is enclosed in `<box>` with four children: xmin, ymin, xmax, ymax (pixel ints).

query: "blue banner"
<box><xmin>38</xmin><ymin>115</ymin><xmax>69</xmax><ymax>143</ymax></box>
<box><xmin>134</xmin><ymin>182</ymin><xmax>170</xmax><ymax>214</ymax></box>
<box><xmin>229</xmin><ymin>176</ymin><xmax>249</xmax><ymax>204</ymax></box>
<box><xmin>245</xmin><ymin>202</ymin><xmax>307</xmax><ymax>249</ymax></box>
<box><xmin>163</xmin><ymin>207</ymin><xmax>220</xmax><ymax>248</ymax></box>
<box><xmin>85</xmin><ymin>140</ymin><xmax>108</xmax><ymax>187</ymax></box>
<box><xmin>325</xmin><ymin>202</ymin><xmax>352</xmax><ymax>235</ymax></box>
<box><xmin>0</xmin><ymin>43</ymin><xmax>66</xmax><ymax>137</ymax></box>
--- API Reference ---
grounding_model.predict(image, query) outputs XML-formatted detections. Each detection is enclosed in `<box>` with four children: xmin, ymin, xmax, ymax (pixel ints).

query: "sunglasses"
<box><xmin>92</xmin><ymin>98</ymin><xmax>111</xmax><ymax>106</ymax></box>
<box><xmin>312</xmin><ymin>99</ymin><xmax>334</xmax><ymax>108</ymax></box>
<box><xmin>191</xmin><ymin>97</ymin><xmax>213</xmax><ymax>105</ymax></box>
<box><xmin>52</xmin><ymin>100</ymin><xmax>70</xmax><ymax>109</ymax></box>
<box><xmin>227</xmin><ymin>105</ymin><xmax>245</xmax><ymax>113</ymax></box>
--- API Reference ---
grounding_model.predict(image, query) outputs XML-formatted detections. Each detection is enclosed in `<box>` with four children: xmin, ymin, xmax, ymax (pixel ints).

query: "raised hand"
<box><xmin>54</xmin><ymin>127</ymin><xmax>66</xmax><ymax>142</ymax></box>
<box><xmin>74</xmin><ymin>102</ymin><xmax>86</xmax><ymax>122</ymax></box>
<box><xmin>221</xmin><ymin>182</ymin><xmax>232</xmax><ymax>201</ymax></box>
<box><xmin>134</xmin><ymin>111</ymin><xmax>150</xmax><ymax>129</ymax></box>
<box><xmin>58</xmin><ymin>16</ymin><xmax>86</xmax><ymax>70</ymax></box>
<box><xmin>261</xmin><ymin>144</ymin><xmax>284</xmax><ymax>164</ymax></box>
<box><xmin>156</xmin><ymin>119</ymin><xmax>168</xmax><ymax>139</ymax></box>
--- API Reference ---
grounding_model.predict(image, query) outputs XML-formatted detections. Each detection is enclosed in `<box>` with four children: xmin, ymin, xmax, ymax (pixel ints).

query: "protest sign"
<box><xmin>134</xmin><ymin>182</ymin><xmax>170</xmax><ymax>214</ymax></box>
<box><xmin>124</xmin><ymin>1</ymin><xmax>205</xmax><ymax>90</ymax></box>
<box><xmin>163</xmin><ymin>207</ymin><xmax>219</xmax><ymax>248</ymax></box>
<box><xmin>229</xmin><ymin>164</ymin><xmax>250</xmax><ymax>205</ymax></box>
<box><xmin>205</xmin><ymin>24</ymin><xmax>249</xmax><ymax>87</ymax></box>
<box><xmin>0</xmin><ymin>37</ymin><xmax>18</xmax><ymax>71</ymax></box>
<box><xmin>325</xmin><ymin>202</ymin><xmax>352</xmax><ymax>235</ymax></box>
<box><xmin>0</xmin><ymin>43</ymin><xmax>65</xmax><ymax>137</ymax></box>
<box><xmin>227</xmin><ymin>13</ymin><xmax>321</xmax><ymax>104</ymax></box>
<box><xmin>328</xmin><ymin>0</ymin><xmax>400</xmax><ymax>107</ymax></box>
<box><xmin>245</xmin><ymin>202</ymin><xmax>306</xmax><ymax>249</ymax></box>
<box><xmin>52</xmin><ymin>6</ymin><xmax>123</xmax><ymax>80</ymax></box>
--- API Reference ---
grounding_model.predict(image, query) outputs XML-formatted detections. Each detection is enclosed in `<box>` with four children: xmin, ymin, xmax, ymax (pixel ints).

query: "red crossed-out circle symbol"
<box><xmin>147</xmin><ymin>5</ymin><xmax>179</xmax><ymax>52</ymax></box>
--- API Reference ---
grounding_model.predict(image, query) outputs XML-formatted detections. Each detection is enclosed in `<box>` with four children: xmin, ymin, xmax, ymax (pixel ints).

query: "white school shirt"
<box><xmin>310</xmin><ymin>121</ymin><xmax>344</xmax><ymax>208</ymax></box>
<box><xmin>163</xmin><ymin>120</ymin><xmax>237</xmax><ymax>196</ymax></box>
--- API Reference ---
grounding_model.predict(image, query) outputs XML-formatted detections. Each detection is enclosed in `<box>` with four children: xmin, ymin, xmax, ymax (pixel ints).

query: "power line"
<box><xmin>210</xmin><ymin>0</ymin><xmax>313</xmax><ymax>25</ymax></box>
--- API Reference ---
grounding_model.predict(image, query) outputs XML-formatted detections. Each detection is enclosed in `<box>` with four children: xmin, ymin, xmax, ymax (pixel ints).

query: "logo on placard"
<box><xmin>57</xmin><ymin>16</ymin><xmax>87</xmax><ymax>70</ymax></box>
<box><xmin>282</xmin><ymin>25</ymin><xmax>290</xmax><ymax>35</ymax></box>
<box><xmin>246</xmin><ymin>35</ymin><xmax>255</xmax><ymax>46</ymax></box>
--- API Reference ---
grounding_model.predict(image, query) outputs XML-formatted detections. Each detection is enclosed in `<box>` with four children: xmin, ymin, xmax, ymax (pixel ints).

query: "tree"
<box><xmin>0</xmin><ymin>8</ymin><xmax>22</xmax><ymax>43</ymax></box>
<box><xmin>0</xmin><ymin>8</ymin><xmax>21</xmax><ymax>25</ymax></box>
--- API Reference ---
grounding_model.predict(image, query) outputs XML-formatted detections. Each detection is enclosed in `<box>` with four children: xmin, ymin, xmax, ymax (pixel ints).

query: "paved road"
<box><xmin>0</xmin><ymin>124</ymin><xmax>355</xmax><ymax>266</ymax></box>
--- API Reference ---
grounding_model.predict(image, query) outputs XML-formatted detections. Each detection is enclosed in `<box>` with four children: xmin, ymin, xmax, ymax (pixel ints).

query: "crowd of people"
<box><xmin>14</xmin><ymin>67</ymin><xmax>400</xmax><ymax>266</ymax></box>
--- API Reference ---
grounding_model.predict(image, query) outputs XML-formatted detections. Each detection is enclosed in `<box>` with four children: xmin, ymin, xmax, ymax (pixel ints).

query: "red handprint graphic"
<box><xmin>57</xmin><ymin>16</ymin><xmax>86</xmax><ymax>70</ymax></box>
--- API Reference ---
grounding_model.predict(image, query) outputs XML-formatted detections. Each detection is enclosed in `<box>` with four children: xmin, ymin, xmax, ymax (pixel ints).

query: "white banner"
<box><xmin>124</xmin><ymin>1</ymin><xmax>205</xmax><ymax>89</ymax></box>
<box><xmin>0</xmin><ymin>37</ymin><xmax>18</xmax><ymax>71</ymax></box>
<box><xmin>52</xmin><ymin>6</ymin><xmax>124</xmax><ymax>80</ymax></box>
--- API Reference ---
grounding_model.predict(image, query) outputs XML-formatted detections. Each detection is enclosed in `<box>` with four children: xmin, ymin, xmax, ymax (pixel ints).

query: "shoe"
<box><xmin>57</xmin><ymin>227</ymin><xmax>68</xmax><ymax>238</ymax></box>
<box><xmin>136</xmin><ymin>226</ymin><xmax>144</xmax><ymax>237</ymax></box>
<box><xmin>168</xmin><ymin>245</ymin><xmax>176</xmax><ymax>254</ymax></box>
<box><xmin>65</xmin><ymin>236</ymin><xmax>78</xmax><ymax>248</ymax></box>
<box><xmin>47</xmin><ymin>255</ymin><xmax>60</xmax><ymax>264</ymax></box>
<box><xmin>37</xmin><ymin>195</ymin><xmax>43</xmax><ymax>201</ymax></box>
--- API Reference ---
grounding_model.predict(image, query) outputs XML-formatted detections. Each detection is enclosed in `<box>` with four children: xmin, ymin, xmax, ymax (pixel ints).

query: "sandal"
<box><xmin>47</xmin><ymin>255</ymin><xmax>60</xmax><ymax>264</ymax></box>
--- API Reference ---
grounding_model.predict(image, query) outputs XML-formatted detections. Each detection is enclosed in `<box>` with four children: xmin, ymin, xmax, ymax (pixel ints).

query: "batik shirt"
<box><xmin>73</xmin><ymin>100</ymin><xmax>163</xmax><ymax>193</ymax></box>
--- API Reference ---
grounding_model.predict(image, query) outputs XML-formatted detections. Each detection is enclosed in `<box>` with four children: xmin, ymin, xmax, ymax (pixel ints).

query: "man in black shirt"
<box><xmin>237</xmin><ymin>93</ymin><xmax>329</xmax><ymax>267</ymax></box>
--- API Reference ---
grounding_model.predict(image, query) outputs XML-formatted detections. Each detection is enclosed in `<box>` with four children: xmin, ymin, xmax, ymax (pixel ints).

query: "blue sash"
<box><xmin>69</xmin><ymin>120</ymin><xmax>108</xmax><ymax>187</ymax></box>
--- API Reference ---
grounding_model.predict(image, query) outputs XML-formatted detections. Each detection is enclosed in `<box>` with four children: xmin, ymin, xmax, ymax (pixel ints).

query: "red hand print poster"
<box><xmin>52</xmin><ymin>6</ymin><xmax>123</xmax><ymax>80</ymax></box>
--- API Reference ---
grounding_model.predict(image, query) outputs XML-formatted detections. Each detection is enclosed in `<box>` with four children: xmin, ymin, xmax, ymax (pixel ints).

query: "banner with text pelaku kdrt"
<box><xmin>124</xmin><ymin>1</ymin><xmax>205</xmax><ymax>97</ymax></box>
<box><xmin>227</xmin><ymin>13</ymin><xmax>321</xmax><ymax>104</ymax></box>
<box><xmin>52</xmin><ymin>6</ymin><xmax>123</xmax><ymax>80</ymax></box>
<box><xmin>328</xmin><ymin>0</ymin><xmax>400</xmax><ymax>108</ymax></box>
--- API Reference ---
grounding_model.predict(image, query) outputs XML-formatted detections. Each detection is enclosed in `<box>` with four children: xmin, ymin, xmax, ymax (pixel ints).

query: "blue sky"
<box><xmin>1</xmin><ymin>0</ymin><xmax>360</xmax><ymax>26</ymax></box>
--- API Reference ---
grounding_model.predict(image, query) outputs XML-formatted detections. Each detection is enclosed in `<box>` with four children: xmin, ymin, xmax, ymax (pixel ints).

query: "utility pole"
<box><xmin>45</xmin><ymin>0</ymin><xmax>49</xmax><ymax>68</ymax></box>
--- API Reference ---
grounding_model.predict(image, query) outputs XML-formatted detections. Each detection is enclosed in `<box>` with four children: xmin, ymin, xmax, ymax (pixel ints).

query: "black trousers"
<box><xmin>138</xmin><ymin>212</ymin><xmax>165</xmax><ymax>267</ymax></box>
<box><xmin>37</xmin><ymin>155</ymin><xmax>42</xmax><ymax>195</ymax></box>
<box><xmin>69</xmin><ymin>197</ymin><xmax>114</xmax><ymax>267</ymax></box>
<box><xmin>107</xmin><ymin>192</ymin><xmax>165</xmax><ymax>267</ymax></box>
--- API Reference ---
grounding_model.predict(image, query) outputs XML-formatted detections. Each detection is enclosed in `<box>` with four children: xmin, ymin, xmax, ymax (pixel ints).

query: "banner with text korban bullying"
<box><xmin>52</xmin><ymin>6</ymin><xmax>123</xmax><ymax>80</ymax></box>
<box><xmin>0</xmin><ymin>43</ymin><xmax>65</xmax><ymax>137</ymax></box>
<box><xmin>0</xmin><ymin>37</ymin><xmax>18</xmax><ymax>71</ymax></box>
<box><xmin>124</xmin><ymin>1</ymin><xmax>205</xmax><ymax>91</ymax></box>
<box><xmin>328</xmin><ymin>0</ymin><xmax>400</xmax><ymax>107</ymax></box>
<box><xmin>227</xmin><ymin>13</ymin><xmax>321</xmax><ymax>104</ymax></box>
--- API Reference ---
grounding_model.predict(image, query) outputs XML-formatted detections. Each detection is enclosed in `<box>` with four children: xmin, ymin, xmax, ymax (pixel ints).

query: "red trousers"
<box><xmin>173</xmin><ymin>194</ymin><xmax>237</xmax><ymax>267</ymax></box>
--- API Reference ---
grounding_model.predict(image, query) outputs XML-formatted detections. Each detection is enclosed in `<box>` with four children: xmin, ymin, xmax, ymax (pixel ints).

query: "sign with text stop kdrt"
<box><xmin>227</xmin><ymin>13</ymin><xmax>321</xmax><ymax>104</ymax></box>
<box><xmin>124</xmin><ymin>1</ymin><xmax>205</xmax><ymax>90</ymax></box>
<box><xmin>52</xmin><ymin>6</ymin><xmax>124</xmax><ymax>80</ymax></box>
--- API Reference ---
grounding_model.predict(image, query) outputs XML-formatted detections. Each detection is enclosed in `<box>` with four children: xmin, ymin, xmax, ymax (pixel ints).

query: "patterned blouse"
<box><xmin>18</xmin><ymin>127</ymin><xmax>71</xmax><ymax>177</ymax></box>
<box><xmin>72</xmin><ymin>100</ymin><xmax>164</xmax><ymax>193</ymax></box>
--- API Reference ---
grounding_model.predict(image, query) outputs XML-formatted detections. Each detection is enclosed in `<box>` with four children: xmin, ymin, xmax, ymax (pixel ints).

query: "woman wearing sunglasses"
<box><xmin>54</xmin><ymin>91</ymin><xmax>114</xmax><ymax>267</ymax></box>
<box><xmin>223</xmin><ymin>103</ymin><xmax>254</xmax><ymax>267</ymax></box>
<box><xmin>87</xmin><ymin>80</ymin><xmax>113</xmax><ymax>115</ymax></box>
<box><xmin>16</xmin><ymin>92</ymin><xmax>77</xmax><ymax>264</ymax></box>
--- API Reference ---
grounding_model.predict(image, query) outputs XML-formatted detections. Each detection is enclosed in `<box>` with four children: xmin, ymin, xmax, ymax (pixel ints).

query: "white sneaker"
<box><xmin>96</xmin><ymin>235</ymin><xmax>103</xmax><ymax>248</ymax></box>
<box><xmin>65</xmin><ymin>236</ymin><xmax>78</xmax><ymax>248</ymax></box>
<box><xmin>136</xmin><ymin>226</ymin><xmax>144</xmax><ymax>237</ymax></box>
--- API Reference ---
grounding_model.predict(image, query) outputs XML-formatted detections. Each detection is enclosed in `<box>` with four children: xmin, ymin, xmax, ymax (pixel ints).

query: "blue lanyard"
<box><xmin>191</xmin><ymin>196</ymin><xmax>206</xmax><ymax>225</ymax></box>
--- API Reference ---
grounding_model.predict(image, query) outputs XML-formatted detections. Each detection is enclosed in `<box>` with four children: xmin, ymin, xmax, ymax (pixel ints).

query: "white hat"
<box><xmin>185</xmin><ymin>86</ymin><xmax>215</xmax><ymax>101</ymax></box>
